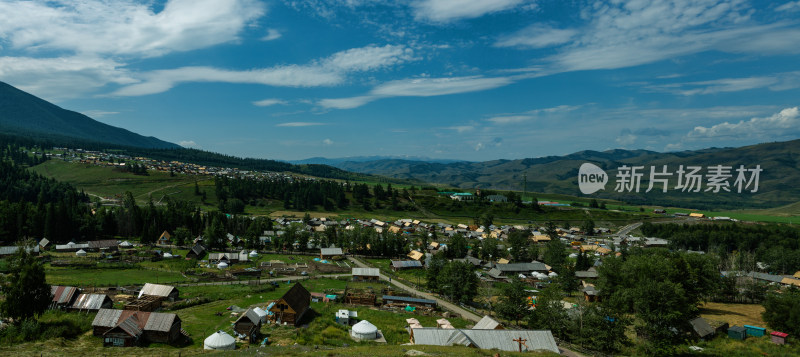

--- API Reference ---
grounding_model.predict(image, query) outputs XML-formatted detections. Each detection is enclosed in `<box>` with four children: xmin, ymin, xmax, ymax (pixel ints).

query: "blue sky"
<box><xmin>1</xmin><ymin>0</ymin><xmax>800</xmax><ymax>161</ymax></box>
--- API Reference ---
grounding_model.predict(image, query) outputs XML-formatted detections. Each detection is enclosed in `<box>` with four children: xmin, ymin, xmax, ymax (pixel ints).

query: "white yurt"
<box><xmin>204</xmin><ymin>330</ymin><xmax>235</xmax><ymax>350</ymax></box>
<box><xmin>249</xmin><ymin>250</ymin><xmax>258</xmax><ymax>258</ymax></box>
<box><xmin>163</xmin><ymin>252</ymin><xmax>173</xmax><ymax>259</ymax></box>
<box><xmin>351</xmin><ymin>320</ymin><xmax>378</xmax><ymax>341</ymax></box>
<box><xmin>119</xmin><ymin>241</ymin><xmax>133</xmax><ymax>248</ymax></box>
<box><xmin>252</xmin><ymin>307</ymin><xmax>268</xmax><ymax>323</ymax></box>
<box><xmin>217</xmin><ymin>261</ymin><xmax>229</xmax><ymax>269</ymax></box>
<box><xmin>548</xmin><ymin>272</ymin><xmax>559</xmax><ymax>277</ymax></box>
<box><xmin>75</xmin><ymin>249</ymin><xmax>87</xmax><ymax>257</ymax></box>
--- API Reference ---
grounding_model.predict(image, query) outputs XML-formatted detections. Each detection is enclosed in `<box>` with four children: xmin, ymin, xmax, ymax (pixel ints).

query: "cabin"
<box><xmin>269</xmin><ymin>283</ymin><xmax>310</xmax><ymax>326</ymax></box>
<box><xmin>138</xmin><ymin>283</ymin><xmax>179</xmax><ymax>302</ymax></box>
<box><xmin>70</xmin><ymin>293</ymin><xmax>114</xmax><ymax>312</ymax></box>
<box><xmin>352</xmin><ymin>268</ymin><xmax>380</xmax><ymax>282</ymax></box>
<box><xmin>92</xmin><ymin>309</ymin><xmax>182</xmax><ymax>347</ymax></box>
<box><xmin>157</xmin><ymin>231</ymin><xmax>172</xmax><ymax>246</ymax></box>
<box><xmin>186</xmin><ymin>243</ymin><xmax>207</xmax><ymax>260</ymax></box>
<box><xmin>234</xmin><ymin>308</ymin><xmax>262</xmax><ymax>342</ymax></box>
<box><xmin>771</xmin><ymin>331</ymin><xmax>788</xmax><ymax>345</ymax></box>
<box><xmin>51</xmin><ymin>286</ymin><xmax>81</xmax><ymax>309</ymax></box>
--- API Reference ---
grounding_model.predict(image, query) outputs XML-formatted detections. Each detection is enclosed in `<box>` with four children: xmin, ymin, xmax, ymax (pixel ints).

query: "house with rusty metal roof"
<box><xmin>51</xmin><ymin>286</ymin><xmax>81</xmax><ymax>309</ymax></box>
<box><xmin>92</xmin><ymin>308</ymin><xmax>182</xmax><ymax>347</ymax></box>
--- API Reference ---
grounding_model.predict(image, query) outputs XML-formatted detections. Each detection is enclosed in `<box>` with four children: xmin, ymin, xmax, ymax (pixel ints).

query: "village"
<box><xmin>2</xmin><ymin>211</ymin><xmax>798</xmax><ymax>355</ymax></box>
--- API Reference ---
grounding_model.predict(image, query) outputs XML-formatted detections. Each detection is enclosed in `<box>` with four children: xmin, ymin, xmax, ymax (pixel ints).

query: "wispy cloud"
<box><xmin>113</xmin><ymin>44</ymin><xmax>416</xmax><ymax>96</ymax></box>
<box><xmin>495</xmin><ymin>25</ymin><xmax>577</xmax><ymax>48</ymax></box>
<box><xmin>80</xmin><ymin>110</ymin><xmax>120</xmax><ymax>118</ymax></box>
<box><xmin>643</xmin><ymin>72</ymin><xmax>800</xmax><ymax>95</ymax></box>
<box><xmin>776</xmin><ymin>1</ymin><xmax>800</xmax><ymax>12</ymax></box>
<box><xmin>276</xmin><ymin>122</ymin><xmax>326</xmax><ymax>127</ymax></box>
<box><xmin>499</xmin><ymin>1</ymin><xmax>800</xmax><ymax>73</ymax></box>
<box><xmin>486</xmin><ymin>105</ymin><xmax>582</xmax><ymax>124</ymax></box>
<box><xmin>179</xmin><ymin>140</ymin><xmax>200</xmax><ymax>148</ymax></box>
<box><xmin>252</xmin><ymin>99</ymin><xmax>288</xmax><ymax>107</ymax></box>
<box><xmin>444</xmin><ymin>125</ymin><xmax>474</xmax><ymax>133</ymax></box>
<box><xmin>262</xmin><ymin>28</ymin><xmax>282</xmax><ymax>41</ymax></box>
<box><xmin>319</xmin><ymin>75</ymin><xmax>513</xmax><ymax>109</ymax></box>
<box><xmin>0</xmin><ymin>0</ymin><xmax>265</xmax><ymax>58</ymax></box>
<box><xmin>411</xmin><ymin>0</ymin><xmax>526</xmax><ymax>23</ymax></box>
<box><xmin>322</xmin><ymin>138</ymin><xmax>334</xmax><ymax>145</ymax></box>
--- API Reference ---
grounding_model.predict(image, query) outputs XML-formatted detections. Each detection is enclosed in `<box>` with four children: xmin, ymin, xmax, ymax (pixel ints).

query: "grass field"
<box><xmin>30</xmin><ymin>160</ymin><xmax>218</xmax><ymax>208</ymax></box>
<box><xmin>699</xmin><ymin>302</ymin><xmax>766</xmax><ymax>328</ymax></box>
<box><xmin>366</xmin><ymin>258</ymin><xmax>427</xmax><ymax>286</ymax></box>
<box><xmin>46</xmin><ymin>266</ymin><xmax>189</xmax><ymax>287</ymax></box>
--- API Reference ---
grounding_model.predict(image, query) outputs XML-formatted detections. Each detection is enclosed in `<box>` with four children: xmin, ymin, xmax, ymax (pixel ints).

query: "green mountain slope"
<box><xmin>0</xmin><ymin>81</ymin><xmax>178</xmax><ymax>149</ymax></box>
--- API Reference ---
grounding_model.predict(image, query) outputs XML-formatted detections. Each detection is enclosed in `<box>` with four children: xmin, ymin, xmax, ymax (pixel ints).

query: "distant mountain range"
<box><xmin>0</xmin><ymin>81</ymin><xmax>179</xmax><ymax>149</ymax></box>
<box><xmin>289</xmin><ymin>155</ymin><xmax>467</xmax><ymax>165</ymax></box>
<box><xmin>317</xmin><ymin>141</ymin><xmax>800</xmax><ymax>209</ymax></box>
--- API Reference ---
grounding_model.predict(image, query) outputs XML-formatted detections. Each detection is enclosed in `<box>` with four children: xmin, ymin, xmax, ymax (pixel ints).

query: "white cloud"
<box><xmin>322</xmin><ymin>138</ymin><xmax>334</xmax><ymax>145</ymax></box>
<box><xmin>474</xmin><ymin>142</ymin><xmax>484</xmax><ymax>151</ymax></box>
<box><xmin>319</xmin><ymin>75</ymin><xmax>513</xmax><ymax>109</ymax></box>
<box><xmin>262</xmin><ymin>28</ymin><xmax>282</xmax><ymax>41</ymax></box>
<box><xmin>444</xmin><ymin>125</ymin><xmax>474</xmax><ymax>133</ymax></box>
<box><xmin>252</xmin><ymin>99</ymin><xmax>288</xmax><ymax>107</ymax></box>
<box><xmin>179</xmin><ymin>140</ymin><xmax>200</xmax><ymax>148</ymax></box>
<box><xmin>486</xmin><ymin>105</ymin><xmax>582</xmax><ymax>124</ymax></box>
<box><xmin>645</xmin><ymin>72</ymin><xmax>800</xmax><ymax>95</ymax></box>
<box><xmin>689</xmin><ymin>106</ymin><xmax>800</xmax><ymax>139</ymax></box>
<box><xmin>0</xmin><ymin>55</ymin><xmax>135</xmax><ymax>101</ymax></box>
<box><xmin>487</xmin><ymin>115</ymin><xmax>531</xmax><ymax>124</ymax></box>
<box><xmin>276</xmin><ymin>122</ymin><xmax>326</xmax><ymax>127</ymax></box>
<box><xmin>500</xmin><ymin>1</ymin><xmax>800</xmax><ymax>72</ymax></box>
<box><xmin>318</xmin><ymin>96</ymin><xmax>377</xmax><ymax>109</ymax></box>
<box><xmin>615</xmin><ymin>133</ymin><xmax>637</xmax><ymax>146</ymax></box>
<box><xmin>0</xmin><ymin>0</ymin><xmax>265</xmax><ymax>58</ymax></box>
<box><xmin>495</xmin><ymin>25</ymin><xmax>577</xmax><ymax>48</ymax></box>
<box><xmin>80</xmin><ymin>110</ymin><xmax>119</xmax><ymax>118</ymax></box>
<box><xmin>113</xmin><ymin>44</ymin><xmax>415</xmax><ymax>96</ymax></box>
<box><xmin>776</xmin><ymin>1</ymin><xmax>800</xmax><ymax>12</ymax></box>
<box><xmin>412</xmin><ymin>0</ymin><xmax>525</xmax><ymax>22</ymax></box>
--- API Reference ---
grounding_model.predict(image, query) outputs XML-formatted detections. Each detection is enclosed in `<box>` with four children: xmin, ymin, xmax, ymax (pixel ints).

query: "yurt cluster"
<box><xmin>203</xmin><ymin>282</ymin><xmax>385</xmax><ymax>350</ymax></box>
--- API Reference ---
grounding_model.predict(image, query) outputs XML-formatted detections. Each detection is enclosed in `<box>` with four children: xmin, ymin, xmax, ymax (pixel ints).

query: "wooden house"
<box><xmin>269</xmin><ymin>283</ymin><xmax>310</xmax><ymax>326</ymax></box>
<box><xmin>234</xmin><ymin>308</ymin><xmax>262</xmax><ymax>342</ymax></box>
<box><xmin>92</xmin><ymin>309</ymin><xmax>182</xmax><ymax>347</ymax></box>
<box><xmin>186</xmin><ymin>243</ymin><xmax>207</xmax><ymax>260</ymax></box>
<box><xmin>157</xmin><ymin>231</ymin><xmax>171</xmax><ymax>246</ymax></box>
<box><xmin>138</xmin><ymin>283</ymin><xmax>179</xmax><ymax>301</ymax></box>
<box><xmin>70</xmin><ymin>293</ymin><xmax>113</xmax><ymax>312</ymax></box>
<box><xmin>51</xmin><ymin>286</ymin><xmax>80</xmax><ymax>309</ymax></box>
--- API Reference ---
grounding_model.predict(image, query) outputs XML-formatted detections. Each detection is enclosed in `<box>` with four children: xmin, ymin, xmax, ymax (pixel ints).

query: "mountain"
<box><xmin>289</xmin><ymin>155</ymin><xmax>466</xmax><ymax>166</ymax></box>
<box><xmin>322</xmin><ymin>140</ymin><xmax>800</xmax><ymax>210</ymax></box>
<box><xmin>0</xmin><ymin>81</ymin><xmax>179</xmax><ymax>149</ymax></box>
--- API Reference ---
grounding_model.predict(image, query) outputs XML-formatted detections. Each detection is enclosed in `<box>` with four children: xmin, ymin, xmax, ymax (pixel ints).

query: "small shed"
<box><xmin>770</xmin><ymin>331</ymin><xmax>788</xmax><ymax>345</ymax></box>
<box><xmin>336</xmin><ymin>309</ymin><xmax>358</xmax><ymax>326</ymax></box>
<box><xmin>234</xmin><ymin>308</ymin><xmax>262</xmax><ymax>343</ymax></box>
<box><xmin>351</xmin><ymin>320</ymin><xmax>379</xmax><ymax>341</ymax></box>
<box><xmin>158</xmin><ymin>231</ymin><xmax>171</xmax><ymax>245</ymax></box>
<box><xmin>689</xmin><ymin>317</ymin><xmax>715</xmax><ymax>340</ymax></box>
<box><xmin>204</xmin><ymin>330</ymin><xmax>235</xmax><ymax>350</ymax></box>
<box><xmin>728</xmin><ymin>325</ymin><xmax>747</xmax><ymax>340</ymax></box>
<box><xmin>186</xmin><ymin>243</ymin><xmax>207</xmax><ymax>259</ymax></box>
<box><xmin>744</xmin><ymin>325</ymin><xmax>766</xmax><ymax>337</ymax></box>
<box><xmin>138</xmin><ymin>283</ymin><xmax>179</xmax><ymax>301</ymax></box>
<box><xmin>70</xmin><ymin>293</ymin><xmax>113</xmax><ymax>312</ymax></box>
